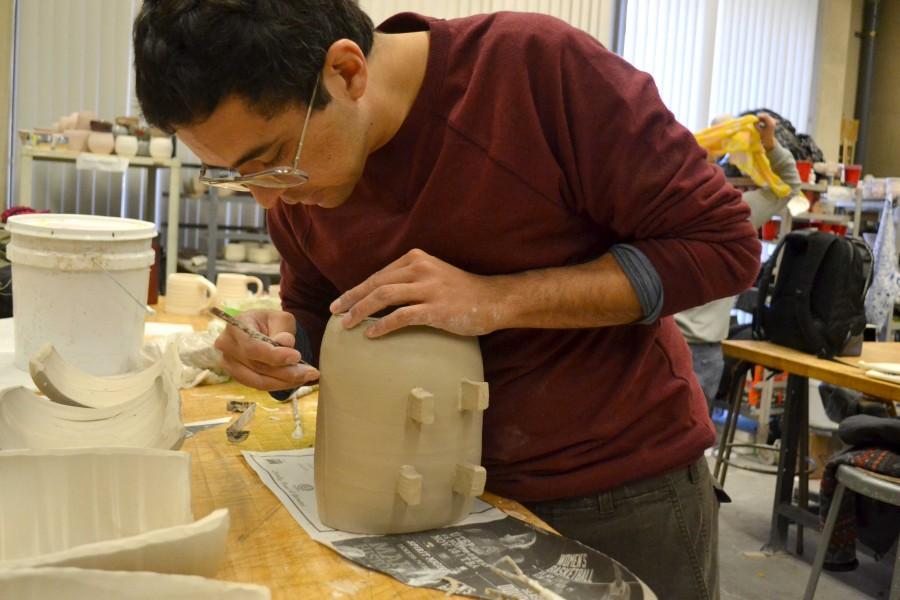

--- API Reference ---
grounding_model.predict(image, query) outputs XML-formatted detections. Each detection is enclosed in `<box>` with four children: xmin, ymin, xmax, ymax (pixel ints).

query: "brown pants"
<box><xmin>525</xmin><ymin>457</ymin><xmax>720</xmax><ymax>600</ymax></box>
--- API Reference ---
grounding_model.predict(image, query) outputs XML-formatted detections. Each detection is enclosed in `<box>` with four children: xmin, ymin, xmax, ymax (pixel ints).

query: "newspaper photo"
<box><xmin>243</xmin><ymin>449</ymin><xmax>655</xmax><ymax>599</ymax></box>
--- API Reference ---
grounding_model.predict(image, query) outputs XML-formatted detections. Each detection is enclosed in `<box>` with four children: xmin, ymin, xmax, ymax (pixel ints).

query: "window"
<box><xmin>619</xmin><ymin>0</ymin><xmax>820</xmax><ymax>132</ymax></box>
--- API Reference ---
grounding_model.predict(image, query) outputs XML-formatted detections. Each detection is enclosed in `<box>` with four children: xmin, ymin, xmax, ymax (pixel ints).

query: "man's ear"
<box><xmin>323</xmin><ymin>39</ymin><xmax>367</xmax><ymax>102</ymax></box>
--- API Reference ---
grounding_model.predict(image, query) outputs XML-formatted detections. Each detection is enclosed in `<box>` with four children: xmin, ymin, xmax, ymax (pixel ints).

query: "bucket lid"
<box><xmin>6</xmin><ymin>213</ymin><xmax>157</xmax><ymax>241</ymax></box>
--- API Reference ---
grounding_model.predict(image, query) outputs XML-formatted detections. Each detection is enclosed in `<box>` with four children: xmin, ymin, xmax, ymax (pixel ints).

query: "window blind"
<box><xmin>621</xmin><ymin>0</ymin><xmax>819</xmax><ymax>133</ymax></box>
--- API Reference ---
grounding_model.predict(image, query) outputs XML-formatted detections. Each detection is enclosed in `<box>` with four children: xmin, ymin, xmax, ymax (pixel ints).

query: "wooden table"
<box><xmin>718</xmin><ymin>340</ymin><xmax>900</xmax><ymax>555</ymax></box>
<box><xmin>154</xmin><ymin>303</ymin><xmax>553</xmax><ymax>598</ymax></box>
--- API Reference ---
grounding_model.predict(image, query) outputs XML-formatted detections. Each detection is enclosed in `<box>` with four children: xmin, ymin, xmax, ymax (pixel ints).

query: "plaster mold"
<box><xmin>0</xmin><ymin>348</ymin><xmax>184</xmax><ymax>450</ymax></box>
<box><xmin>315</xmin><ymin>315</ymin><xmax>489</xmax><ymax>534</ymax></box>
<box><xmin>0</xmin><ymin>568</ymin><xmax>270</xmax><ymax>599</ymax></box>
<box><xmin>29</xmin><ymin>343</ymin><xmax>164</xmax><ymax>407</ymax></box>
<box><xmin>0</xmin><ymin>448</ymin><xmax>229</xmax><ymax>576</ymax></box>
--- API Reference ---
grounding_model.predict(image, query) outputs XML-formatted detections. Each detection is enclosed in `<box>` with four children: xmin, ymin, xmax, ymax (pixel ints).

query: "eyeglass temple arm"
<box><xmin>292</xmin><ymin>77</ymin><xmax>320</xmax><ymax>168</ymax></box>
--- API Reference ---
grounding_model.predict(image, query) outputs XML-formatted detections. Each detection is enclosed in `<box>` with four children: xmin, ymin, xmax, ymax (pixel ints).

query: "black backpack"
<box><xmin>753</xmin><ymin>230</ymin><xmax>874</xmax><ymax>358</ymax></box>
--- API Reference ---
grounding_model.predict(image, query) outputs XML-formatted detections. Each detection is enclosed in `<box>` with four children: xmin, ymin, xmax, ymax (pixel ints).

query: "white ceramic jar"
<box><xmin>149</xmin><ymin>137</ymin><xmax>173</xmax><ymax>159</ymax></box>
<box><xmin>114</xmin><ymin>135</ymin><xmax>138</xmax><ymax>157</ymax></box>
<box><xmin>87</xmin><ymin>132</ymin><xmax>114</xmax><ymax>155</ymax></box>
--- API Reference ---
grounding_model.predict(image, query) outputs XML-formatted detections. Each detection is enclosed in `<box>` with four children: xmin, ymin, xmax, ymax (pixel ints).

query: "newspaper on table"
<box><xmin>243</xmin><ymin>449</ymin><xmax>655</xmax><ymax>599</ymax></box>
<box><xmin>241</xmin><ymin>449</ymin><xmax>503</xmax><ymax>545</ymax></box>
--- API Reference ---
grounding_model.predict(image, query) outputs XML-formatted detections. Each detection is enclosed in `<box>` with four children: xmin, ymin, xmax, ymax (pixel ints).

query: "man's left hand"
<box><xmin>329</xmin><ymin>249</ymin><xmax>503</xmax><ymax>338</ymax></box>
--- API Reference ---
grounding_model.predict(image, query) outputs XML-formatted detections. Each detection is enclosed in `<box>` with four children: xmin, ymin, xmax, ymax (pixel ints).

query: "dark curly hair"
<box><xmin>133</xmin><ymin>0</ymin><xmax>375</xmax><ymax>132</ymax></box>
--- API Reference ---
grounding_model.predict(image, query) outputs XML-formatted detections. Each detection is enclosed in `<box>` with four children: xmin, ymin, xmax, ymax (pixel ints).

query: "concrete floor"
<box><xmin>713</xmin><ymin>455</ymin><xmax>895</xmax><ymax>599</ymax></box>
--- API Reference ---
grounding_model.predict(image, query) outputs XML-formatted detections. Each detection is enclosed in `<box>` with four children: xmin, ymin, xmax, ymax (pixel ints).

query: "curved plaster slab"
<box><xmin>0</xmin><ymin>568</ymin><xmax>270</xmax><ymax>599</ymax></box>
<box><xmin>0</xmin><ymin>448</ymin><xmax>229</xmax><ymax>577</ymax></box>
<box><xmin>0</xmin><ymin>367</ymin><xmax>184</xmax><ymax>450</ymax></box>
<box><xmin>29</xmin><ymin>343</ymin><xmax>164</xmax><ymax>408</ymax></box>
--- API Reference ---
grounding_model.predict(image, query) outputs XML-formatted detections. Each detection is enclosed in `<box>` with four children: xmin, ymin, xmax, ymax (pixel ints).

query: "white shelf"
<box><xmin>17</xmin><ymin>145</ymin><xmax>182</xmax><ymax>280</ymax></box>
<box><xmin>20</xmin><ymin>146</ymin><xmax>180</xmax><ymax>168</ymax></box>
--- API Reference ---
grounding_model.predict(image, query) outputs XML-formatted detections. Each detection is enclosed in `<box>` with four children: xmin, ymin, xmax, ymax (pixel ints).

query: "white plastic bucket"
<box><xmin>6</xmin><ymin>214</ymin><xmax>157</xmax><ymax>375</ymax></box>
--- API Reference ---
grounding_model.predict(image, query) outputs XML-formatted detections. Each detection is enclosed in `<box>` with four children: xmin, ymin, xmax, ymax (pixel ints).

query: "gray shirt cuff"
<box><xmin>609</xmin><ymin>244</ymin><xmax>664</xmax><ymax>324</ymax></box>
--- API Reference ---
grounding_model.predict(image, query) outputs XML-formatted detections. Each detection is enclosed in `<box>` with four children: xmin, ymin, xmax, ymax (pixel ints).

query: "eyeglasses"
<box><xmin>199</xmin><ymin>78</ymin><xmax>319</xmax><ymax>192</ymax></box>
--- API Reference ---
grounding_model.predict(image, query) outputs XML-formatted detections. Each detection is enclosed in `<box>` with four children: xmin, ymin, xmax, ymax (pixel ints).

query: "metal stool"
<box><xmin>713</xmin><ymin>362</ymin><xmax>790</xmax><ymax>486</ymax></box>
<box><xmin>804</xmin><ymin>465</ymin><xmax>900</xmax><ymax>599</ymax></box>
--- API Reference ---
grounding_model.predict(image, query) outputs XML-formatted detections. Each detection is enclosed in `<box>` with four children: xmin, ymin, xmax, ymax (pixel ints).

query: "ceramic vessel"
<box><xmin>165</xmin><ymin>273</ymin><xmax>216</xmax><ymax>315</ymax></box>
<box><xmin>59</xmin><ymin>113</ymin><xmax>78</xmax><ymax>132</ymax></box>
<box><xmin>263</xmin><ymin>243</ymin><xmax>280</xmax><ymax>262</ymax></box>
<box><xmin>215</xmin><ymin>273</ymin><xmax>264</xmax><ymax>305</ymax></box>
<box><xmin>149</xmin><ymin>137</ymin><xmax>173</xmax><ymax>159</ymax></box>
<box><xmin>115</xmin><ymin>135</ymin><xmax>139</xmax><ymax>158</ymax></box>
<box><xmin>63</xmin><ymin>129</ymin><xmax>89</xmax><ymax>152</ymax></box>
<box><xmin>315</xmin><ymin>315</ymin><xmax>489</xmax><ymax>534</ymax></box>
<box><xmin>224</xmin><ymin>243</ymin><xmax>246</xmax><ymax>262</ymax></box>
<box><xmin>247</xmin><ymin>245</ymin><xmax>271</xmax><ymax>264</ymax></box>
<box><xmin>87</xmin><ymin>132</ymin><xmax>114</xmax><ymax>155</ymax></box>
<box><xmin>75</xmin><ymin>110</ymin><xmax>96</xmax><ymax>131</ymax></box>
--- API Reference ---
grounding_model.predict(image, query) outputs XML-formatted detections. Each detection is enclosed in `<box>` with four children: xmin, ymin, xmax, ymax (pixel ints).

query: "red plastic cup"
<box><xmin>762</xmin><ymin>220</ymin><xmax>779</xmax><ymax>241</ymax></box>
<box><xmin>844</xmin><ymin>164</ymin><xmax>862</xmax><ymax>186</ymax></box>
<box><xmin>796</xmin><ymin>160</ymin><xmax>813</xmax><ymax>183</ymax></box>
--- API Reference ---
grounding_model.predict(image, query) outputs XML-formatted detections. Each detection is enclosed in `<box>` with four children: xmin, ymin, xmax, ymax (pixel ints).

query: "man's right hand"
<box><xmin>213</xmin><ymin>309</ymin><xmax>320</xmax><ymax>391</ymax></box>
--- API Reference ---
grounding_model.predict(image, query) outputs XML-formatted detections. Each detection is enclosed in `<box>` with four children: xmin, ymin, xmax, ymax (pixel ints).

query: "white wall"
<box><xmin>360</xmin><ymin>0</ymin><xmax>615</xmax><ymax>47</ymax></box>
<box><xmin>0</xmin><ymin>0</ymin><xmax>13</xmax><ymax>207</ymax></box>
<box><xmin>813</xmin><ymin>0</ymin><xmax>863</xmax><ymax>162</ymax></box>
<box><xmin>10</xmin><ymin>0</ymin><xmax>143</xmax><ymax>217</ymax></box>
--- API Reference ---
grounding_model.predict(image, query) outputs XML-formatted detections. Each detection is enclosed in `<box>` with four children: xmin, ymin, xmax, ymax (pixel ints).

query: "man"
<box><xmin>676</xmin><ymin>112</ymin><xmax>802</xmax><ymax>409</ymax></box>
<box><xmin>134</xmin><ymin>2</ymin><xmax>759</xmax><ymax>597</ymax></box>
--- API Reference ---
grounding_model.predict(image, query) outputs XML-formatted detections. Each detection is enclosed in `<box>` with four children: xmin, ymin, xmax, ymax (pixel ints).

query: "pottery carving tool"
<box><xmin>208</xmin><ymin>306</ymin><xmax>312</xmax><ymax>366</ymax></box>
<box><xmin>226</xmin><ymin>402</ymin><xmax>256</xmax><ymax>443</ymax></box>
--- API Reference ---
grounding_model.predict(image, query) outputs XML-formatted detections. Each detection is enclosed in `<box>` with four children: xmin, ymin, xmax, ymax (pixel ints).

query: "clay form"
<box><xmin>0</xmin><ymin>568</ymin><xmax>270</xmax><ymax>600</ymax></box>
<box><xmin>315</xmin><ymin>315</ymin><xmax>489</xmax><ymax>534</ymax></box>
<box><xmin>0</xmin><ymin>346</ymin><xmax>184</xmax><ymax>450</ymax></box>
<box><xmin>0</xmin><ymin>448</ymin><xmax>229</xmax><ymax>577</ymax></box>
<box><xmin>29</xmin><ymin>343</ymin><xmax>163</xmax><ymax>407</ymax></box>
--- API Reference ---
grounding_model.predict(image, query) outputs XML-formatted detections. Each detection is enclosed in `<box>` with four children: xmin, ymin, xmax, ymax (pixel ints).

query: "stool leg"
<box><xmin>890</xmin><ymin>537</ymin><xmax>900</xmax><ymax>600</ymax></box>
<box><xmin>804</xmin><ymin>483</ymin><xmax>846</xmax><ymax>600</ymax></box>
<box><xmin>717</xmin><ymin>362</ymin><xmax>749</xmax><ymax>487</ymax></box>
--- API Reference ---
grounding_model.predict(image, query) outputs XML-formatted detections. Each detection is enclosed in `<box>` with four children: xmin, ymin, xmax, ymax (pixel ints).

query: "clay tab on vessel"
<box><xmin>396</xmin><ymin>465</ymin><xmax>423</xmax><ymax>506</ymax></box>
<box><xmin>452</xmin><ymin>463</ymin><xmax>487</xmax><ymax>497</ymax></box>
<box><xmin>407</xmin><ymin>387</ymin><xmax>435</xmax><ymax>425</ymax></box>
<box><xmin>459</xmin><ymin>379</ymin><xmax>489</xmax><ymax>412</ymax></box>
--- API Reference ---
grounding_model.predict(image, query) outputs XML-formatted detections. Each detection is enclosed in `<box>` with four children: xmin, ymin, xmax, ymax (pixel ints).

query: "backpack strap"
<box><xmin>753</xmin><ymin>235</ymin><xmax>789</xmax><ymax>340</ymax></box>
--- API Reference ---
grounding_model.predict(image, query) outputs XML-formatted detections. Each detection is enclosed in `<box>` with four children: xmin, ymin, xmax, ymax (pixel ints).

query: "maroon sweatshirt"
<box><xmin>267</xmin><ymin>12</ymin><xmax>760</xmax><ymax>502</ymax></box>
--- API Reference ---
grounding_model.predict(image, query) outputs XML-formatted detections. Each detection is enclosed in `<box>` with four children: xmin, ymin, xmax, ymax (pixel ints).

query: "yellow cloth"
<box><xmin>694</xmin><ymin>115</ymin><xmax>791</xmax><ymax>198</ymax></box>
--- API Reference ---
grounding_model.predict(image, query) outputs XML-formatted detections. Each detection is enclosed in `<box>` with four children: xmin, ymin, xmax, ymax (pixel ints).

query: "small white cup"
<box><xmin>248</xmin><ymin>245</ymin><xmax>271</xmax><ymax>264</ymax></box>
<box><xmin>165</xmin><ymin>273</ymin><xmax>217</xmax><ymax>315</ymax></box>
<box><xmin>149</xmin><ymin>136</ymin><xmax>173</xmax><ymax>159</ymax></box>
<box><xmin>224</xmin><ymin>243</ymin><xmax>246</xmax><ymax>262</ymax></box>
<box><xmin>268</xmin><ymin>284</ymin><xmax>281</xmax><ymax>299</ymax></box>
<box><xmin>114</xmin><ymin>135</ymin><xmax>138</xmax><ymax>157</ymax></box>
<box><xmin>263</xmin><ymin>243</ymin><xmax>280</xmax><ymax>262</ymax></box>
<box><xmin>216</xmin><ymin>273</ymin><xmax>264</xmax><ymax>304</ymax></box>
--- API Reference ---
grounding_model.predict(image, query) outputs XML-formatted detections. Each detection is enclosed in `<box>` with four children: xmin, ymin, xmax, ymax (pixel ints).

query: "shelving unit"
<box><xmin>183</xmin><ymin>186</ymin><xmax>278</xmax><ymax>284</ymax></box>
<box><xmin>17</xmin><ymin>146</ymin><xmax>182</xmax><ymax>279</ymax></box>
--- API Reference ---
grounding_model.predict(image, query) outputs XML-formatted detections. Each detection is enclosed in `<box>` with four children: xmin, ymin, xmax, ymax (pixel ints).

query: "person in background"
<box><xmin>676</xmin><ymin>112</ymin><xmax>802</xmax><ymax>409</ymax></box>
<box><xmin>133</xmin><ymin>2</ymin><xmax>761</xmax><ymax>597</ymax></box>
